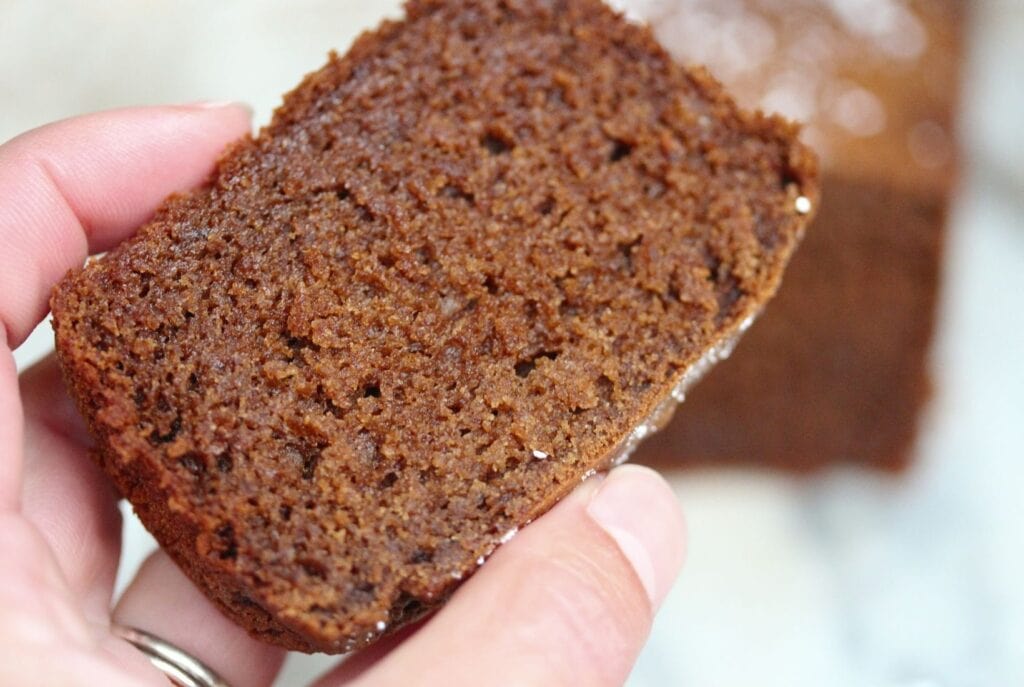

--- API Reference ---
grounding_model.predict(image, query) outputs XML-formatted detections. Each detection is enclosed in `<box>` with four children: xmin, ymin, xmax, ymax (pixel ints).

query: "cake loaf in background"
<box><xmin>630</xmin><ymin>0</ymin><xmax>965</xmax><ymax>471</ymax></box>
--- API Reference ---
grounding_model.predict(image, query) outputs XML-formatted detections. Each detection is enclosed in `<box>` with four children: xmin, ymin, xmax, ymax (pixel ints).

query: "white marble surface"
<box><xmin>4</xmin><ymin>2</ymin><xmax>1022</xmax><ymax>685</ymax></box>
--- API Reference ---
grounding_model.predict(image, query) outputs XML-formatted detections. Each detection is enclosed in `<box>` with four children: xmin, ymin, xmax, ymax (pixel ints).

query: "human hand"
<box><xmin>0</xmin><ymin>104</ymin><xmax>686</xmax><ymax>687</ymax></box>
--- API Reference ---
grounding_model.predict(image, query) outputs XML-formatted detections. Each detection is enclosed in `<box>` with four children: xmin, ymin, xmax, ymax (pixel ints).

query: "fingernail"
<box><xmin>573</xmin><ymin>470</ymin><xmax>606</xmax><ymax>499</ymax></box>
<box><xmin>585</xmin><ymin>465</ymin><xmax>684</xmax><ymax>608</ymax></box>
<box><xmin>189</xmin><ymin>100</ymin><xmax>237</xmax><ymax>109</ymax></box>
<box><xmin>187</xmin><ymin>100</ymin><xmax>253</xmax><ymax>114</ymax></box>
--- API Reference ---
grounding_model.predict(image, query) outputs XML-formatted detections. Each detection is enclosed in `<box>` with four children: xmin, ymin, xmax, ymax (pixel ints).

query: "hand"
<box><xmin>0</xmin><ymin>104</ymin><xmax>686</xmax><ymax>687</ymax></box>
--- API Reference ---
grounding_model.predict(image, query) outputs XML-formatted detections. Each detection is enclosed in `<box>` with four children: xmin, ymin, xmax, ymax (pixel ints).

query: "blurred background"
<box><xmin>2</xmin><ymin>1</ymin><xmax>1022</xmax><ymax>685</ymax></box>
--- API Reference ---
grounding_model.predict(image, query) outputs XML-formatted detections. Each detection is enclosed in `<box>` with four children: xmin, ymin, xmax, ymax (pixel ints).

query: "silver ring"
<box><xmin>111</xmin><ymin>624</ymin><xmax>231</xmax><ymax>687</ymax></box>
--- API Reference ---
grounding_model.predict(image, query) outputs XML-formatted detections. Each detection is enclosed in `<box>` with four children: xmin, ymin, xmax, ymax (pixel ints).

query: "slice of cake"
<box><xmin>635</xmin><ymin>0</ymin><xmax>964</xmax><ymax>471</ymax></box>
<box><xmin>51</xmin><ymin>0</ymin><xmax>816</xmax><ymax>652</ymax></box>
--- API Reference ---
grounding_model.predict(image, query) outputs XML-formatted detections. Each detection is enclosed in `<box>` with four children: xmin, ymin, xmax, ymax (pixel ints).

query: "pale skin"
<box><xmin>0</xmin><ymin>103</ymin><xmax>686</xmax><ymax>687</ymax></box>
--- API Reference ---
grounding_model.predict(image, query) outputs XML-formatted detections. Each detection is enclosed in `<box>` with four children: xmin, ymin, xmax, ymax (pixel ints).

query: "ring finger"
<box><xmin>112</xmin><ymin>551</ymin><xmax>287</xmax><ymax>687</ymax></box>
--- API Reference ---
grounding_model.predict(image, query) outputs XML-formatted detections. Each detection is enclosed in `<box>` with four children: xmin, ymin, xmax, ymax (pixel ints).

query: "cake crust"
<box><xmin>52</xmin><ymin>0</ymin><xmax>816</xmax><ymax>652</ymax></box>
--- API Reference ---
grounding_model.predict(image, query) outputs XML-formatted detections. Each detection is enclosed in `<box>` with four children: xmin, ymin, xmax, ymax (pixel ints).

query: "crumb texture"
<box><xmin>52</xmin><ymin>0</ymin><xmax>815</xmax><ymax>652</ymax></box>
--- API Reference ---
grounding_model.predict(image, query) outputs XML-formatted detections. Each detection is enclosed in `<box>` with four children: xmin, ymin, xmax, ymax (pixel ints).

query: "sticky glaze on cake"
<box><xmin>51</xmin><ymin>0</ymin><xmax>816</xmax><ymax>652</ymax></box>
<box><xmin>633</xmin><ymin>0</ymin><xmax>963</xmax><ymax>471</ymax></box>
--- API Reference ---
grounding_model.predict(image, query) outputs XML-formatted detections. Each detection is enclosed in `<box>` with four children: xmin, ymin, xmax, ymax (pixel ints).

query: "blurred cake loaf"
<box><xmin>634</xmin><ymin>0</ymin><xmax>965</xmax><ymax>470</ymax></box>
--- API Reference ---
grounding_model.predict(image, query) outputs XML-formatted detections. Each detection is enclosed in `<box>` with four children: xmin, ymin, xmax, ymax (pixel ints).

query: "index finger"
<box><xmin>0</xmin><ymin>103</ymin><xmax>251</xmax><ymax>347</ymax></box>
<box><xmin>0</xmin><ymin>104</ymin><xmax>251</xmax><ymax>509</ymax></box>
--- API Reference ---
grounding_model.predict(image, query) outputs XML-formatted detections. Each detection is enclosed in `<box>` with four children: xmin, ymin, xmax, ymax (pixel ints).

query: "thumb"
<box><xmin>322</xmin><ymin>465</ymin><xmax>686</xmax><ymax>687</ymax></box>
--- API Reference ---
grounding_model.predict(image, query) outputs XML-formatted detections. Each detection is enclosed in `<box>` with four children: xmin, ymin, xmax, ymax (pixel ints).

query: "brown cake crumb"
<box><xmin>51</xmin><ymin>0</ymin><xmax>816</xmax><ymax>653</ymax></box>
